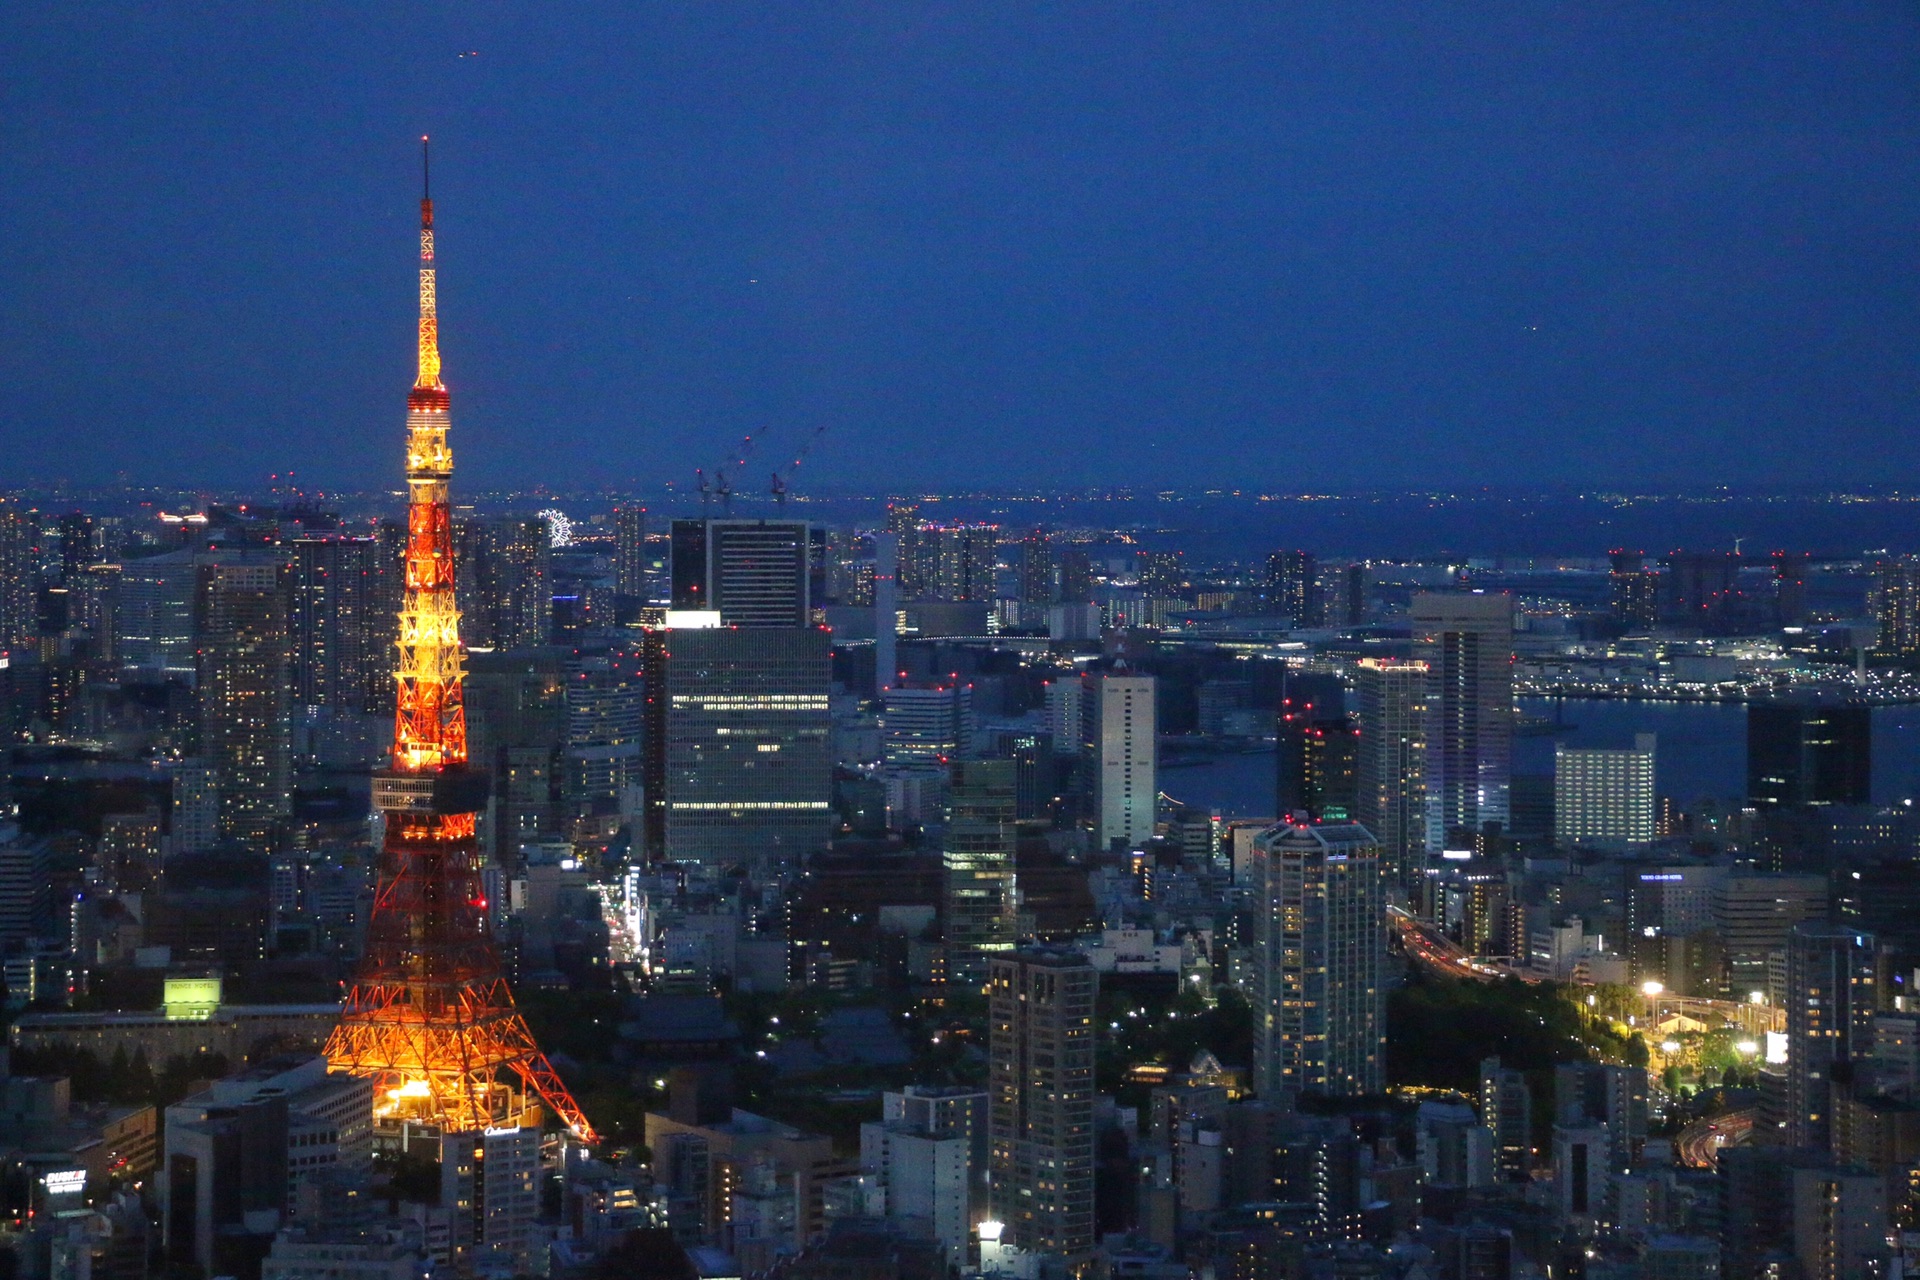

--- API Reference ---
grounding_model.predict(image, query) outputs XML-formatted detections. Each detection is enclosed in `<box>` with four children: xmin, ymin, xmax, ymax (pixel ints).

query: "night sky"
<box><xmin>4</xmin><ymin>4</ymin><xmax>1918</xmax><ymax>493</ymax></box>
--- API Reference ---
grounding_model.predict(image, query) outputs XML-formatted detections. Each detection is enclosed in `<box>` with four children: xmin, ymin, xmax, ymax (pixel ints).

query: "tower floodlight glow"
<box><xmin>323</xmin><ymin>143</ymin><xmax>594</xmax><ymax>1143</ymax></box>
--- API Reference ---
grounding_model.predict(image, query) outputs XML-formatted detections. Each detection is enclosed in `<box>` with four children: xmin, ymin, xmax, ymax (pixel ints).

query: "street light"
<box><xmin>1642</xmin><ymin>980</ymin><xmax>1665</xmax><ymax>997</ymax></box>
<box><xmin>1736</xmin><ymin>1041</ymin><xmax>1758</xmax><ymax>1056</ymax></box>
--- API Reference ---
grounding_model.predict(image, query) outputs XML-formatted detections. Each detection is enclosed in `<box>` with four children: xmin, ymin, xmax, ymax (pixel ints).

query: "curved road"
<box><xmin>1676</xmin><ymin>1108</ymin><xmax>1754</xmax><ymax>1169</ymax></box>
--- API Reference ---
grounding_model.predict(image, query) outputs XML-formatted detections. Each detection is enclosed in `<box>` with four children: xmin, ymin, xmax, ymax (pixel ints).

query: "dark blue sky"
<box><xmin>4</xmin><ymin>4</ymin><xmax>1917</xmax><ymax>492</ymax></box>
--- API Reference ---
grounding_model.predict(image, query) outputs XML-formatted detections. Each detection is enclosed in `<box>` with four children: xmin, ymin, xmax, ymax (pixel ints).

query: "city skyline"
<box><xmin>6</xmin><ymin>6</ymin><xmax>1920</xmax><ymax>491</ymax></box>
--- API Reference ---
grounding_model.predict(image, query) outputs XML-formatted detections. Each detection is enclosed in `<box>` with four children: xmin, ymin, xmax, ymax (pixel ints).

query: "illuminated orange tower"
<box><xmin>325</xmin><ymin>142</ymin><xmax>593</xmax><ymax>1142</ymax></box>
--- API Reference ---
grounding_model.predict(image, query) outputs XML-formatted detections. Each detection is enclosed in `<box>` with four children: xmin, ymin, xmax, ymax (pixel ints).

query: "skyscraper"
<box><xmin>1274</xmin><ymin>701</ymin><xmax>1358</xmax><ymax>821</ymax></box>
<box><xmin>882</xmin><ymin>684</ymin><xmax>973</xmax><ymax>768</ymax></box>
<box><xmin>1875</xmin><ymin>558</ymin><xmax>1920</xmax><ymax>659</ymax></box>
<box><xmin>0</xmin><ymin>500</ymin><xmax>37</xmax><ymax>650</ymax></box>
<box><xmin>929</xmin><ymin>525</ymin><xmax>999</xmax><ymax>602</ymax></box>
<box><xmin>1784</xmin><ymin>924</ymin><xmax>1877</xmax><ymax>1151</ymax></box>
<box><xmin>1554</xmin><ymin>734</ymin><xmax>1656</xmax><ymax>848</ymax></box>
<box><xmin>1607</xmin><ymin>550</ymin><xmax>1658</xmax><ymax>629</ymax></box>
<box><xmin>1084</xmin><ymin>672</ymin><xmax>1156</xmax><ymax>851</ymax></box>
<box><xmin>670</xmin><ymin>517</ymin><xmax>811</xmax><ymax>627</ymax></box>
<box><xmin>944</xmin><ymin>760</ymin><xmax>1018</xmax><ymax>987</ymax></box>
<box><xmin>194</xmin><ymin>558</ymin><xmax>291</xmax><ymax>848</ymax></box>
<box><xmin>613</xmin><ymin>505</ymin><xmax>648</xmax><ymax>605</ymax></box>
<box><xmin>988</xmin><ymin>948</ymin><xmax>1096</xmax><ymax>1260</ymax></box>
<box><xmin>287</xmin><ymin>534</ymin><xmax>384</xmax><ymax>713</ymax></box>
<box><xmin>641</xmin><ymin>618</ymin><xmax>832</xmax><ymax>869</ymax></box>
<box><xmin>1747</xmin><ymin>697</ymin><xmax>1871</xmax><ymax>811</ymax></box>
<box><xmin>457</xmin><ymin>516</ymin><xmax>551</xmax><ymax>650</ymax></box>
<box><xmin>1249</xmin><ymin>820</ymin><xmax>1386</xmax><ymax>1099</ymax></box>
<box><xmin>1353</xmin><ymin>658</ymin><xmax>1427</xmax><ymax>883</ymax></box>
<box><xmin>1265</xmin><ymin>550</ymin><xmax>1318</xmax><ymax>624</ymax></box>
<box><xmin>1412</xmin><ymin>592</ymin><xmax>1513</xmax><ymax>851</ymax></box>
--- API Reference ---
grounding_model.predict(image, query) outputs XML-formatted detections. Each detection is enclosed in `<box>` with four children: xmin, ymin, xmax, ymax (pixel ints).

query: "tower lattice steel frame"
<box><xmin>324</xmin><ymin>142</ymin><xmax>594</xmax><ymax>1142</ymax></box>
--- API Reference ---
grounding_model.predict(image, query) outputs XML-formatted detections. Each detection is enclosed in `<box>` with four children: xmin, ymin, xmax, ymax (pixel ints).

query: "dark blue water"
<box><xmin>1159</xmin><ymin>700</ymin><xmax>1920</xmax><ymax>818</ymax></box>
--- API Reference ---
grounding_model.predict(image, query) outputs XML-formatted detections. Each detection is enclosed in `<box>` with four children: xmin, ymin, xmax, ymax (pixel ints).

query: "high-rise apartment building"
<box><xmin>1084</xmin><ymin>672</ymin><xmax>1156</xmax><ymax>851</ymax></box>
<box><xmin>1478</xmin><ymin>1058</ymin><xmax>1530</xmax><ymax>1181</ymax></box>
<box><xmin>195</xmin><ymin>559</ymin><xmax>292</xmax><ymax>848</ymax></box>
<box><xmin>988</xmin><ymin>949</ymin><xmax>1096</xmax><ymax>1261</ymax></box>
<box><xmin>1274</xmin><ymin>702</ymin><xmax>1358</xmax><ymax>821</ymax></box>
<box><xmin>613</xmin><ymin>506</ymin><xmax>648</xmax><ymax>604</ymax></box>
<box><xmin>286</xmin><ymin>535</ymin><xmax>384</xmax><ymax>713</ymax></box>
<box><xmin>1413</xmin><ymin>592</ymin><xmax>1513</xmax><ymax>851</ymax></box>
<box><xmin>1249</xmin><ymin>820</ymin><xmax>1386</xmax><ymax>1099</ymax></box>
<box><xmin>1660</xmin><ymin>551</ymin><xmax>1740</xmax><ymax>626</ymax></box>
<box><xmin>1353</xmin><ymin>658</ymin><xmax>1428</xmax><ymax>883</ymax></box>
<box><xmin>928</xmin><ymin>525</ymin><xmax>999</xmax><ymax>602</ymax></box>
<box><xmin>1265</xmin><ymin>550</ymin><xmax>1318</xmax><ymax>624</ymax></box>
<box><xmin>1748</xmin><ymin>698</ymin><xmax>1871</xmax><ymax>811</ymax></box>
<box><xmin>0</xmin><ymin>500</ymin><xmax>38</xmax><ymax>649</ymax></box>
<box><xmin>944</xmin><ymin>760</ymin><xmax>1018</xmax><ymax>987</ymax></box>
<box><xmin>641</xmin><ymin>619</ymin><xmax>831</xmax><ymax>870</ymax></box>
<box><xmin>457</xmin><ymin>516</ymin><xmax>551</xmax><ymax>650</ymax></box>
<box><xmin>1608</xmin><ymin>550</ymin><xmax>1659</xmax><ymax>629</ymax></box>
<box><xmin>670</xmin><ymin>518</ymin><xmax>810</xmax><ymax>627</ymax></box>
<box><xmin>1876</xmin><ymin>558</ymin><xmax>1920</xmax><ymax>659</ymax></box>
<box><xmin>1784</xmin><ymin>924</ymin><xmax>1878</xmax><ymax>1152</ymax></box>
<box><xmin>1554</xmin><ymin>734</ymin><xmax>1656</xmax><ymax>848</ymax></box>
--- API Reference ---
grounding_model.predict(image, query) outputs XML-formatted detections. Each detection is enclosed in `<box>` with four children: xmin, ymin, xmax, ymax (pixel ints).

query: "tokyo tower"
<box><xmin>324</xmin><ymin>142</ymin><xmax>594</xmax><ymax>1143</ymax></box>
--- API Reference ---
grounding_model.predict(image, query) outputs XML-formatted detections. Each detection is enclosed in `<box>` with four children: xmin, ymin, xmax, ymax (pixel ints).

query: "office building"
<box><xmin>641</xmin><ymin>618</ymin><xmax>832</xmax><ymax>869</ymax></box>
<box><xmin>670</xmin><ymin>517</ymin><xmax>810</xmax><ymax>627</ymax></box>
<box><xmin>463</xmin><ymin>647</ymin><xmax>566</xmax><ymax>869</ymax></box>
<box><xmin>1085</xmin><ymin>672</ymin><xmax>1156</xmax><ymax>851</ymax></box>
<box><xmin>882</xmin><ymin>684</ymin><xmax>973</xmax><ymax>768</ymax></box>
<box><xmin>944</xmin><ymin>760</ymin><xmax>1018</xmax><ymax>987</ymax></box>
<box><xmin>1748</xmin><ymin>698</ymin><xmax>1871</xmax><ymax>811</ymax></box>
<box><xmin>1249</xmin><ymin>821</ymin><xmax>1386</xmax><ymax>1098</ymax></box>
<box><xmin>0</xmin><ymin>825</ymin><xmax>53</xmax><ymax>949</ymax></box>
<box><xmin>195</xmin><ymin>558</ymin><xmax>292</xmax><ymax>847</ymax></box>
<box><xmin>1353</xmin><ymin>658</ymin><xmax>1428</xmax><ymax>883</ymax></box>
<box><xmin>1785</xmin><ymin>924</ymin><xmax>1878</xmax><ymax>1151</ymax></box>
<box><xmin>1413</xmin><ymin>592</ymin><xmax>1514</xmax><ymax>850</ymax></box>
<box><xmin>116</xmin><ymin>549</ymin><xmax>198</xmax><ymax>675</ymax></box>
<box><xmin>1274</xmin><ymin>701</ymin><xmax>1358</xmax><ymax>821</ymax></box>
<box><xmin>1554</xmin><ymin>734</ymin><xmax>1656</xmax><ymax>848</ymax></box>
<box><xmin>1715</xmin><ymin>874</ymin><xmax>1827</xmax><ymax>1002</ymax></box>
<box><xmin>1608</xmin><ymin>550</ymin><xmax>1659</xmax><ymax>629</ymax></box>
<box><xmin>563</xmin><ymin>646</ymin><xmax>644</xmax><ymax>819</ymax></box>
<box><xmin>988</xmin><ymin>948</ymin><xmax>1096</xmax><ymax>1260</ymax></box>
<box><xmin>162</xmin><ymin>1058</ymin><xmax>374</xmax><ymax>1278</ymax></box>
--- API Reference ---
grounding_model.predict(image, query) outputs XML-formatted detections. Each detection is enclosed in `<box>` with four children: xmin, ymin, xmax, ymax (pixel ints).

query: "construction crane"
<box><xmin>770</xmin><ymin>426</ymin><xmax>827</xmax><ymax>507</ymax></box>
<box><xmin>697</xmin><ymin>432</ymin><xmax>759</xmax><ymax>516</ymax></box>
